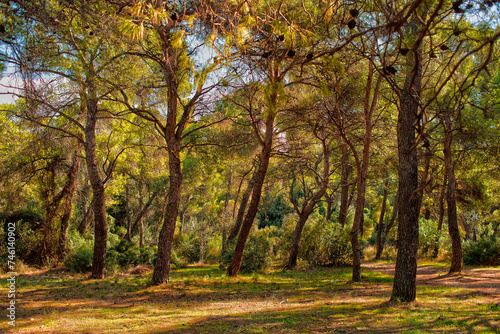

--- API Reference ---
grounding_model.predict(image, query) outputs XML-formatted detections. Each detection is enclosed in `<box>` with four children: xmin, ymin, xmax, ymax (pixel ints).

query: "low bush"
<box><xmin>220</xmin><ymin>226</ymin><xmax>279</xmax><ymax>273</ymax></box>
<box><xmin>280</xmin><ymin>213</ymin><xmax>352</xmax><ymax>267</ymax></box>
<box><xmin>463</xmin><ymin>237</ymin><xmax>500</xmax><ymax>266</ymax></box>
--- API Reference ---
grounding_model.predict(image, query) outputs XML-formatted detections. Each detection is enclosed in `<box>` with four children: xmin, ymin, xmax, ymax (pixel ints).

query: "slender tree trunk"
<box><xmin>443</xmin><ymin>113</ymin><xmax>463</xmax><ymax>273</ymax></box>
<box><xmin>139</xmin><ymin>179</ymin><xmax>144</xmax><ymax>248</ymax></box>
<box><xmin>286</xmin><ymin>138</ymin><xmax>330</xmax><ymax>270</ymax></box>
<box><xmin>151</xmin><ymin>191</ymin><xmax>168</xmax><ymax>246</ymax></box>
<box><xmin>228</xmin><ymin>168</ymin><xmax>257</xmax><ymax>241</ymax></box>
<box><xmin>125</xmin><ymin>183</ymin><xmax>132</xmax><ymax>242</ymax></box>
<box><xmin>78</xmin><ymin>197</ymin><xmax>94</xmax><ymax>235</ymax></box>
<box><xmin>86</xmin><ymin>96</ymin><xmax>108</xmax><ymax>279</ymax></box>
<box><xmin>375</xmin><ymin>176</ymin><xmax>389</xmax><ymax>260</ymax></box>
<box><xmin>124</xmin><ymin>191</ymin><xmax>159</xmax><ymax>242</ymax></box>
<box><xmin>152</xmin><ymin>37</ymin><xmax>183</xmax><ymax>285</ymax></box>
<box><xmin>338</xmin><ymin>144</ymin><xmax>351</xmax><ymax>228</ymax></box>
<box><xmin>227</xmin><ymin>111</ymin><xmax>274</xmax><ymax>277</ymax></box>
<box><xmin>39</xmin><ymin>159</ymin><xmax>58</xmax><ymax>264</ymax></box>
<box><xmin>222</xmin><ymin>168</ymin><xmax>232</xmax><ymax>252</ymax></box>
<box><xmin>58</xmin><ymin>150</ymin><xmax>81</xmax><ymax>261</ymax></box>
<box><xmin>391</xmin><ymin>14</ymin><xmax>424</xmax><ymax>302</ymax></box>
<box><xmin>379</xmin><ymin>191</ymin><xmax>399</xmax><ymax>259</ymax></box>
<box><xmin>432</xmin><ymin>173</ymin><xmax>447</xmax><ymax>258</ymax></box>
<box><xmin>351</xmin><ymin>63</ymin><xmax>381</xmax><ymax>282</ymax></box>
<box><xmin>326</xmin><ymin>193</ymin><xmax>334</xmax><ymax>221</ymax></box>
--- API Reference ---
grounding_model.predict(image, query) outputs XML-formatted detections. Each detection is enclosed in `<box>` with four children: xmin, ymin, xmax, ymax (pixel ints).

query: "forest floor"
<box><xmin>1</xmin><ymin>261</ymin><xmax>499</xmax><ymax>334</ymax></box>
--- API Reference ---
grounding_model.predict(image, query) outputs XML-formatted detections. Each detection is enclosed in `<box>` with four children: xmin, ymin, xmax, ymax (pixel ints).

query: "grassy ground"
<box><xmin>1</xmin><ymin>262</ymin><xmax>499</xmax><ymax>333</ymax></box>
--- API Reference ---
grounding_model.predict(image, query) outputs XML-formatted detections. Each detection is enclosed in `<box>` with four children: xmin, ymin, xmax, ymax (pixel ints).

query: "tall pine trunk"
<box><xmin>443</xmin><ymin>113</ymin><xmax>463</xmax><ymax>273</ymax></box>
<box><xmin>391</xmin><ymin>13</ymin><xmax>423</xmax><ymax>301</ymax></box>
<box><xmin>86</xmin><ymin>96</ymin><xmax>108</xmax><ymax>279</ymax></box>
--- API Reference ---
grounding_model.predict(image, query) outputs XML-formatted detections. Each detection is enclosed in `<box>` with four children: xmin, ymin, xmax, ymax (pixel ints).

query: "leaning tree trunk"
<box><xmin>86</xmin><ymin>96</ymin><xmax>108</xmax><ymax>279</ymax></box>
<box><xmin>391</xmin><ymin>14</ymin><xmax>423</xmax><ymax>302</ymax></box>
<box><xmin>286</xmin><ymin>138</ymin><xmax>330</xmax><ymax>270</ymax></box>
<box><xmin>228</xmin><ymin>168</ymin><xmax>257</xmax><ymax>242</ymax></box>
<box><xmin>375</xmin><ymin>176</ymin><xmax>389</xmax><ymax>260</ymax></box>
<box><xmin>443</xmin><ymin>113</ymin><xmax>463</xmax><ymax>273</ymax></box>
<box><xmin>227</xmin><ymin>111</ymin><xmax>274</xmax><ymax>277</ymax></box>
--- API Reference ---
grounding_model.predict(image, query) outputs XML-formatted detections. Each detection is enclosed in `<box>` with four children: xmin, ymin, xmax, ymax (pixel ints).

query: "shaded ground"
<box><xmin>363</xmin><ymin>262</ymin><xmax>500</xmax><ymax>298</ymax></box>
<box><xmin>1</xmin><ymin>262</ymin><xmax>499</xmax><ymax>333</ymax></box>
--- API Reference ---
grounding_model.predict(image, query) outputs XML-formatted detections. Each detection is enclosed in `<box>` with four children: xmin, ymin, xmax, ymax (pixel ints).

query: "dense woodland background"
<box><xmin>1</xmin><ymin>0</ymin><xmax>500</xmax><ymax>303</ymax></box>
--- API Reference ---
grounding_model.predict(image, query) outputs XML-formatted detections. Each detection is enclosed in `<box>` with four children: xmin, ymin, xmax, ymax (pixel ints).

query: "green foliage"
<box><xmin>220</xmin><ymin>226</ymin><xmax>279</xmax><ymax>273</ymax></box>
<box><xmin>280</xmin><ymin>213</ymin><xmax>352</xmax><ymax>267</ymax></box>
<box><xmin>64</xmin><ymin>248</ymin><xmax>94</xmax><ymax>273</ymax></box>
<box><xmin>463</xmin><ymin>237</ymin><xmax>500</xmax><ymax>266</ymax></box>
<box><xmin>1</xmin><ymin>210</ymin><xmax>44</xmax><ymax>265</ymax></box>
<box><xmin>173</xmin><ymin>232</ymin><xmax>201</xmax><ymax>264</ymax></box>
<box><xmin>258</xmin><ymin>194</ymin><xmax>293</xmax><ymax>229</ymax></box>
<box><xmin>107</xmin><ymin>239</ymin><xmax>158</xmax><ymax>268</ymax></box>
<box><xmin>418</xmin><ymin>218</ymin><xmax>450</xmax><ymax>257</ymax></box>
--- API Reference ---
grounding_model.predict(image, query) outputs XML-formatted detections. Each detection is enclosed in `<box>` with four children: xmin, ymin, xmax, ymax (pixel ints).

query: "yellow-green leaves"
<box><xmin>119</xmin><ymin>19</ymin><xmax>144</xmax><ymax>40</ymax></box>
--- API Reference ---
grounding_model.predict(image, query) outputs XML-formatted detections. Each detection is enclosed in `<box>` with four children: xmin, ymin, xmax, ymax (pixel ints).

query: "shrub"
<box><xmin>463</xmin><ymin>237</ymin><xmax>500</xmax><ymax>266</ymax></box>
<box><xmin>279</xmin><ymin>213</ymin><xmax>352</xmax><ymax>267</ymax></box>
<box><xmin>1</xmin><ymin>210</ymin><xmax>44</xmax><ymax>265</ymax></box>
<box><xmin>64</xmin><ymin>247</ymin><xmax>93</xmax><ymax>272</ymax></box>
<box><xmin>173</xmin><ymin>232</ymin><xmax>202</xmax><ymax>264</ymax></box>
<box><xmin>220</xmin><ymin>226</ymin><xmax>279</xmax><ymax>273</ymax></box>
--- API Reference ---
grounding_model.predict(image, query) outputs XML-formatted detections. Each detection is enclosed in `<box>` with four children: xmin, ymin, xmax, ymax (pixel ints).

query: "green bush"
<box><xmin>418</xmin><ymin>218</ymin><xmax>452</xmax><ymax>258</ymax></box>
<box><xmin>463</xmin><ymin>237</ymin><xmax>500</xmax><ymax>266</ymax></box>
<box><xmin>173</xmin><ymin>232</ymin><xmax>201</xmax><ymax>264</ymax></box>
<box><xmin>220</xmin><ymin>226</ymin><xmax>279</xmax><ymax>273</ymax></box>
<box><xmin>64</xmin><ymin>247</ymin><xmax>93</xmax><ymax>272</ymax></box>
<box><xmin>107</xmin><ymin>239</ymin><xmax>157</xmax><ymax>267</ymax></box>
<box><xmin>279</xmin><ymin>213</ymin><xmax>352</xmax><ymax>267</ymax></box>
<box><xmin>1</xmin><ymin>210</ymin><xmax>44</xmax><ymax>265</ymax></box>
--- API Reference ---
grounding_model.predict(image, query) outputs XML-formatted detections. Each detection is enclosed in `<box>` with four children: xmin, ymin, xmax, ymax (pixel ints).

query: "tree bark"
<box><xmin>151</xmin><ymin>35</ymin><xmax>183</xmax><ymax>285</ymax></box>
<box><xmin>85</xmin><ymin>96</ymin><xmax>108</xmax><ymax>279</ymax></box>
<box><xmin>338</xmin><ymin>144</ymin><xmax>351</xmax><ymax>228</ymax></box>
<box><xmin>351</xmin><ymin>62</ymin><xmax>381</xmax><ymax>282</ymax></box>
<box><xmin>227</xmin><ymin>110</ymin><xmax>275</xmax><ymax>277</ymax></box>
<box><xmin>228</xmin><ymin>167</ymin><xmax>257</xmax><ymax>242</ymax></box>
<box><xmin>375</xmin><ymin>176</ymin><xmax>389</xmax><ymax>260</ymax></box>
<box><xmin>432</xmin><ymin>173</ymin><xmax>447</xmax><ymax>258</ymax></box>
<box><xmin>443</xmin><ymin>113</ymin><xmax>463</xmax><ymax>273</ymax></box>
<box><xmin>379</xmin><ymin>191</ymin><xmax>399</xmax><ymax>259</ymax></box>
<box><xmin>391</xmin><ymin>14</ymin><xmax>423</xmax><ymax>302</ymax></box>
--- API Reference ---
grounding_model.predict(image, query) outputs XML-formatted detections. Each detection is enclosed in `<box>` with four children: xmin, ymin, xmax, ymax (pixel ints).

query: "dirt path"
<box><xmin>363</xmin><ymin>262</ymin><xmax>500</xmax><ymax>298</ymax></box>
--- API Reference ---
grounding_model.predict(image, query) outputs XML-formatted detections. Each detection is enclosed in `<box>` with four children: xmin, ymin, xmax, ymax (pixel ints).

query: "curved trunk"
<box><xmin>227</xmin><ymin>112</ymin><xmax>274</xmax><ymax>277</ymax></box>
<box><xmin>228</xmin><ymin>169</ymin><xmax>257</xmax><ymax>242</ymax></box>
